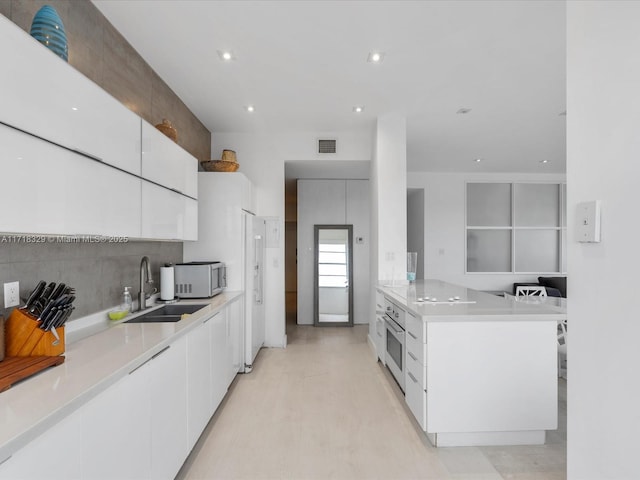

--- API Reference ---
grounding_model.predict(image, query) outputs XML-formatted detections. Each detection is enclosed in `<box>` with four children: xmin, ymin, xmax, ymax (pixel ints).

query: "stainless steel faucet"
<box><xmin>138</xmin><ymin>256</ymin><xmax>154</xmax><ymax>311</ymax></box>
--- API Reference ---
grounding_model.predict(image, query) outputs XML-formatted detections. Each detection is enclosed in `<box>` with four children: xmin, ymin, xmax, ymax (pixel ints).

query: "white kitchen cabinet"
<box><xmin>183</xmin><ymin>173</ymin><xmax>254</xmax><ymax>288</ymax></box>
<box><xmin>0</xmin><ymin>16</ymin><xmax>141</xmax><ymax>175</ymax></box>
<box><xmin>81</xmin><ymin>364</ymin><xmax>152</xmax><ymax>480</ymax></box>
<box><xmin>82</xmin><ymin>339</ymin><xmax>188</xmax><ymax>480</ymax></box>
<box><xmin>0</xmin><ymin>122</ymin><xmax>141</xmax><ymax>238</ymax></box>
<box><xmin>149</xmin><ymin>338</ymin><xmax>189</xmax><ymax>480</ymax></box>
<box><xmin>0</xmin><ymin>413</ymin><xmax>83</xmax><ymax>480</ymax></box>
<box><xmin>211</xmin><ymin>310</ymin><xmax>228</xmax><ymax>410</ymax></box>
<box><xmin>186</xmin><ymin>308</ymin><xmax>236</xmax><ymax>450</ymax></box>
<box><xmin>375</xmin><ymin>291</ymin><xmax>386</xmax><ymax>363</ymax></box>
<box><xmin>405</xmin><ymin>366</ymin><xmax>427</xmax><ymax>431</ymax></box>
<box><xmin>187</xmin><ymin>318</ymin><xmax>213</xmax><ymax>449</ymax></box>
<box><xmin>141</xmin><ymin>181</ymin><xmax>198</xmax><ymax>241</ymax></box>
<box><xmin>404</xmin><ymin>310</ymin><xmax>428</xmax><ymax>432</ymax></box>
<box><xmin>141</xmin><ymin>121</ymin><xmax>198</xmax><ymax>198</ymax></box>
<box><xmin>226</xmin><ymin>296</ymin><xmax>243</xmax><ymax>386</ymax></box>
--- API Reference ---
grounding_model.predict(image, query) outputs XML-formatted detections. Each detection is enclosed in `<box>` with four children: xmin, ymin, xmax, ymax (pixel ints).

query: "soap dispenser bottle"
<box><xmin>123</xmin><ymin>286</ymin><xmax>133</xmax><ymax>312</ymax></box>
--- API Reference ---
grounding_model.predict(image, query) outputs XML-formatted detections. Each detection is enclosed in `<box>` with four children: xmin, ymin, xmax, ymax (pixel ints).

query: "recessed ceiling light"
<box><xmin>71</xmin><ymin>107</ymin><xmax>79</xmax><ymax>111</ymax></box>
<box><xmin>353</xmin><ymin>106</ymin><xmax>364</xmax><ymax>113</ymax></box>
<box><xmin>540</xmin><ymin>160</ymin><xmax>549</xmax><ymax>164</ymax></box>
<box><xmin>217</xmin><ymin>50</ymin><xmax>235</xmax><ymax>61</ymax></box>
<box><xmin>245</xmin><ymin>105</ymin><xmax>255</xmax><ymax>113</ymax></box>
<box><xmin>457</xmin><ymin>108</ymin><xmax>472</xmax><ymax>114</ymax></box>
<box><xmin>474</xmin><ymin>158</ymin><xmax>482</xmax><ymax>163</ymax></box>
<box><xmin>367</xmin><ymin>51</ymin><xmax>385</xmax><ymax>63</ymax></box>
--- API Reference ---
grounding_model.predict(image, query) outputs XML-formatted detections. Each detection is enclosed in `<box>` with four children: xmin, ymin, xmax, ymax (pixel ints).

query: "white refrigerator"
<box><xmin>184</xmin><ymin>172</ymin><xmax>265</xmax><ymax>372</ymax></box>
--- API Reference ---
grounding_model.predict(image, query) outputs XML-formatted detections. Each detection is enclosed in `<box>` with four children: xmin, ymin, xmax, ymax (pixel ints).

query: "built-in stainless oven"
<box><xmin>384</xmin><ymin>299</ymin><xmax>405</xmax><ymax>392</ymax></box>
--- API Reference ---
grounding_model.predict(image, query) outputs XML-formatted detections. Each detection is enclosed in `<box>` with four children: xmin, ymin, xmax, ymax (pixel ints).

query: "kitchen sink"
<box><xmin>126</xmin><ymin>304</ymin><xmax>208</xmax><ymax>323</ymax></box>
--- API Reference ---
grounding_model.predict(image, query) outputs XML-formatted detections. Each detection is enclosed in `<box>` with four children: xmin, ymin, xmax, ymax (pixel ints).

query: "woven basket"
<box><xmin>200</xmin><ymin>160</ymin><xmax>239</xmax><ymax>172</ymax></box>
<box><xmin>155</xmin><ymin>119</ymin><xmax>178</xmax><ymax>143</ymax></box>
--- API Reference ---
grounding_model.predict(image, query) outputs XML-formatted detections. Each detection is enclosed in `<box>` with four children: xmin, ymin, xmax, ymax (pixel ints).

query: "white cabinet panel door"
<box><xmin>141</xmin><ymin>121</ymin><xmax>198</xmax><ymax>198</ymax></box>
<box><xmin>0</xmin><ymin>123</ymin><xmax>141</xmax><ymax>237</ymax></box>
<box><xmin>187</xmin><ymin>319</ymin><xmax>213</xmax><ymax>449</ymax></box>
<box><xmin>405</xmin><ymin>376</ymin><xmax>427</xmax><ymax>432</ymax></box>
<box><xmin>141</xmin><ymin>181</ymin><xmax>197</xmax><ymax>240</ymax></box>
<box><xmin>81</xmin><ymin>367</ymin><xmax>152</xmax><ymax>480</ymax></box>
<box><xmin>227</xmin><ymin>298</ymin><xmax>243</xmax><ymax>385</ymax></box>
<box><xmin>0</xmin><ymin>16</ymin><xmax>141</xmax><ymax>175</ymax></box>
<box><xmin>210</xmin><ymin>311</ymin><xmax>228</xmax><ymax>411</ymax></box>
<box><xmin>0</xmin><ymin>413</ymin><xmax>83</xmax><ymax>480</ymax></box>
<box><xmin>150</xmin><ymin>338</ymin><xmax>189</xmax><ymax>480</ymax></box>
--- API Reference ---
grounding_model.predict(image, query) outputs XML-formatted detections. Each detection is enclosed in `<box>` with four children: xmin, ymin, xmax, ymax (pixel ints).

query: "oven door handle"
<box><xmin>385</xmin><ymin>318</ymin><xmax>404</xmax><ymax>335</ymax></box>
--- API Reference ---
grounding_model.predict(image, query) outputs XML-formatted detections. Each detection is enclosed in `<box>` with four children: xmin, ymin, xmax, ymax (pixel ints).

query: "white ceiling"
<box><xmin>93</xmin><ymin>0</ymin><xmax>566</xmax><ymax>174</ymax></box>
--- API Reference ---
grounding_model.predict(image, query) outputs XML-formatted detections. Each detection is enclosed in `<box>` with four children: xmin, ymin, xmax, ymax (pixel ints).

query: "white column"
<box><xmin>567</xmin><ymin>2</ymin><xmax>640</xmax><ymax>478</ymax></box>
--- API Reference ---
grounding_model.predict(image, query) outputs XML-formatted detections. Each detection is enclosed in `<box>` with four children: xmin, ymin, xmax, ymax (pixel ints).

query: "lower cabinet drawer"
<box><xmin>406</xmin><ymin>350</ymin><xmax>426</xmax><ymax>388</ymax></box>
<box><xmin>376</xmin><ymin>316</ymin><xmax>386</xmax><ymax>363</ymax></box>
<box><xmin>406</xmin><ymin>332</ymin><xmax>427</xmax><ymax>366</ymax></box>
<box><xmin>406</xmin><ymin>312</ymin><xmax>426</xmax><ymax>343</ymax></box>
<box><xmin>405</xmin><ymin>373</ymin><xmax>427</xmax><ymax>431</ymax></box>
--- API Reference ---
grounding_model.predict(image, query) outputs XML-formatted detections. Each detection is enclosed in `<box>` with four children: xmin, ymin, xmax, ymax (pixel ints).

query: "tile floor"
<box><xmin>177</xmin><ymin>324</ymin><xmax>566</xmax><ymax>480</ymax></box>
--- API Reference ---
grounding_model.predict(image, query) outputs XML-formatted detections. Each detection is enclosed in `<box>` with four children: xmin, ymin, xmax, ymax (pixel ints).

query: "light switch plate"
<box><xmin>576</xmin><ymin>200</ymin><xmax>601</xmax><ymax>243</ymax></box>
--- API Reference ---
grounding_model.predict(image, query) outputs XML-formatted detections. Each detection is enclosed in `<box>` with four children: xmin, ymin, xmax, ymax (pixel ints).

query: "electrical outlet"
<box><xmin>4</xmin><ymin>281</ymin><xmax>20</xmax><ymax>308</ymax></box>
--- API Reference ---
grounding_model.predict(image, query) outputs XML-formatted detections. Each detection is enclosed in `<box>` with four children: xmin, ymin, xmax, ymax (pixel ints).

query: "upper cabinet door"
<box><xmin>0</xmin><ymin>16</ymin><xmax>141</xmax><ymax>175</ymax></box>
<box><xmin>141</xmin><ymin>182</ymin><xmax>197</xmax><ymax>241</ymax></box>
<box><xmin>0</xmin><ymin>123</ymin><xmax>141</xmax><ymax>238</ymax></box>
<box><xmin>141</xmin><ymin>121</ymin><xmax>198</xmax><ymax>198</ymax></box>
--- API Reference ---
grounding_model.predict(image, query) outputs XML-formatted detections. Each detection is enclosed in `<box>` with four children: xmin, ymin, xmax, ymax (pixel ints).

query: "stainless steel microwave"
<box><xmin>174</xmin><ymin>261</ymin><xmax>226</xmax><ymax>298</ymax></box>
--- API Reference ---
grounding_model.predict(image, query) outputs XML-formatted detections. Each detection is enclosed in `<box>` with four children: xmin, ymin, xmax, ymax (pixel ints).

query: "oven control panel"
<box><xmin>384</xmin><ymin>298</ymin><xmax>405</xmax><ymax>329</ymax></box>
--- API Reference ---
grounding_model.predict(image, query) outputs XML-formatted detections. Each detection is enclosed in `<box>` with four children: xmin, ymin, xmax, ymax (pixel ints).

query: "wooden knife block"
<box><xmin>5</xmin><ymin>308</ymin><xmax>65</xmax><ymax>357</ymax></box>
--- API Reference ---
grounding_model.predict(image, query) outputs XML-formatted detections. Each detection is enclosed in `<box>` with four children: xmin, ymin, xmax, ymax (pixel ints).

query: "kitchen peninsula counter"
<box><xmin>376</xmin><ymin>280</ymin><xmax>563</xmax><ymax>447</ymax></box>
<box><xmin>378</xmin><ymin>279</ymin><xmax>566</xmax><ymax>322</ymax></box>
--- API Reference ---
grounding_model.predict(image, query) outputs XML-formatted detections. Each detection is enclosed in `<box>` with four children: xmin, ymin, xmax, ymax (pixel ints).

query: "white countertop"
<box><xmin>0</xmin><ymin>292</ymin><xmax>242</xmax><ymax>463</ymax></box>
<box><xmin>378</xmin><ymin>280</ymin><xmax>566</xmax><ymax>321</ymax></box>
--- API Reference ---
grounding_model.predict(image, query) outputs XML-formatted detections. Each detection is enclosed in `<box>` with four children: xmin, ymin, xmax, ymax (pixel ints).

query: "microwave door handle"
<box><xmin>220</xmin><ymin>266</ymin><xmax>227</xmax><ymax>289</ymax></box>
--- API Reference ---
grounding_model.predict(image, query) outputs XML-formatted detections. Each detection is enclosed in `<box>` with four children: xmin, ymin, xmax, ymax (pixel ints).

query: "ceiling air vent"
<box><xmin>318</xmin><ymin>139</ymin><xmax>337</xmax><ymax>154</ymax></box>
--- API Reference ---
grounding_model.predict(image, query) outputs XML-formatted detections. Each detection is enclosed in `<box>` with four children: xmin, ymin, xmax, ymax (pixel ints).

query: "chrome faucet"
<box><xmin>138</xmin><ymin>256</ymin><xmax>154</xmax><ymax>311</ymax></box>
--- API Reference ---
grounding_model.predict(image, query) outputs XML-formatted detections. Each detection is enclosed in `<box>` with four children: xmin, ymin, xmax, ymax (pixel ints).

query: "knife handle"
<box><xmin>23</xmin><ymin>280</ymin><xmax>46</xmax><ymax>309</ymax></box>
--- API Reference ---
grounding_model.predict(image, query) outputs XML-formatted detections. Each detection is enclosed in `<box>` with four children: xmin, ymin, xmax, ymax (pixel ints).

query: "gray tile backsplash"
<box><xmin>0</xmin><ymin>241</ymin><xmax>182</xmax><ymax>322</ymax></box>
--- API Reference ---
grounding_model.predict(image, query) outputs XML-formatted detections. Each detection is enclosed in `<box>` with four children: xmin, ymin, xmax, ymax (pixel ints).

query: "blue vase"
<box><xmin>30</xmin><ymin>5</ymin><xmax>68</xmax><ymax>62</ymax></box>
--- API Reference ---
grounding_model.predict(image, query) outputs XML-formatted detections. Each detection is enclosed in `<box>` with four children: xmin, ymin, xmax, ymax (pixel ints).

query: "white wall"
<box><xmin>407</xmin><ymin>188</ymin><xmax>425</xmax><ymax>280</ymax></box>
<box><xmin>297</xmin><ymin>179</ymin><xmax>370</xmax><ymax>325</ymax></box>
<box><xmin>212</xmin><ymin>131</ymin><xmax>372</xmax><ymax>346</ymax></box>
<box><xmin>407</xmin><ymin>172</ymin><xmax>566</xmax><ymax>292</ymax></box>
<box><xmin>567</xmin><ymin>3</ymin><xmax>640</xmax><ymax>478</ymax></box>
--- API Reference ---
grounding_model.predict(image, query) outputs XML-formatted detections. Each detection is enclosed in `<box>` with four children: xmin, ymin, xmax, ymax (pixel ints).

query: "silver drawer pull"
<box><xmin>152</xmin><ymin>345</ymin><xmax>171</xmax><ymax>360</ymax></box>
<box><xmin>408</xmin><ymin>351</ymin><xmax>418</xmax><ymax>361</ymax></box>
<box><xmin>408</xmin><ymin>372</ymin><xmax>418</xmax><ymax>383</ymax></box>
<box><xmin>408</xmin><ymin>331</ymin><xmax>418</xmax><ymax>340</ymax></box>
